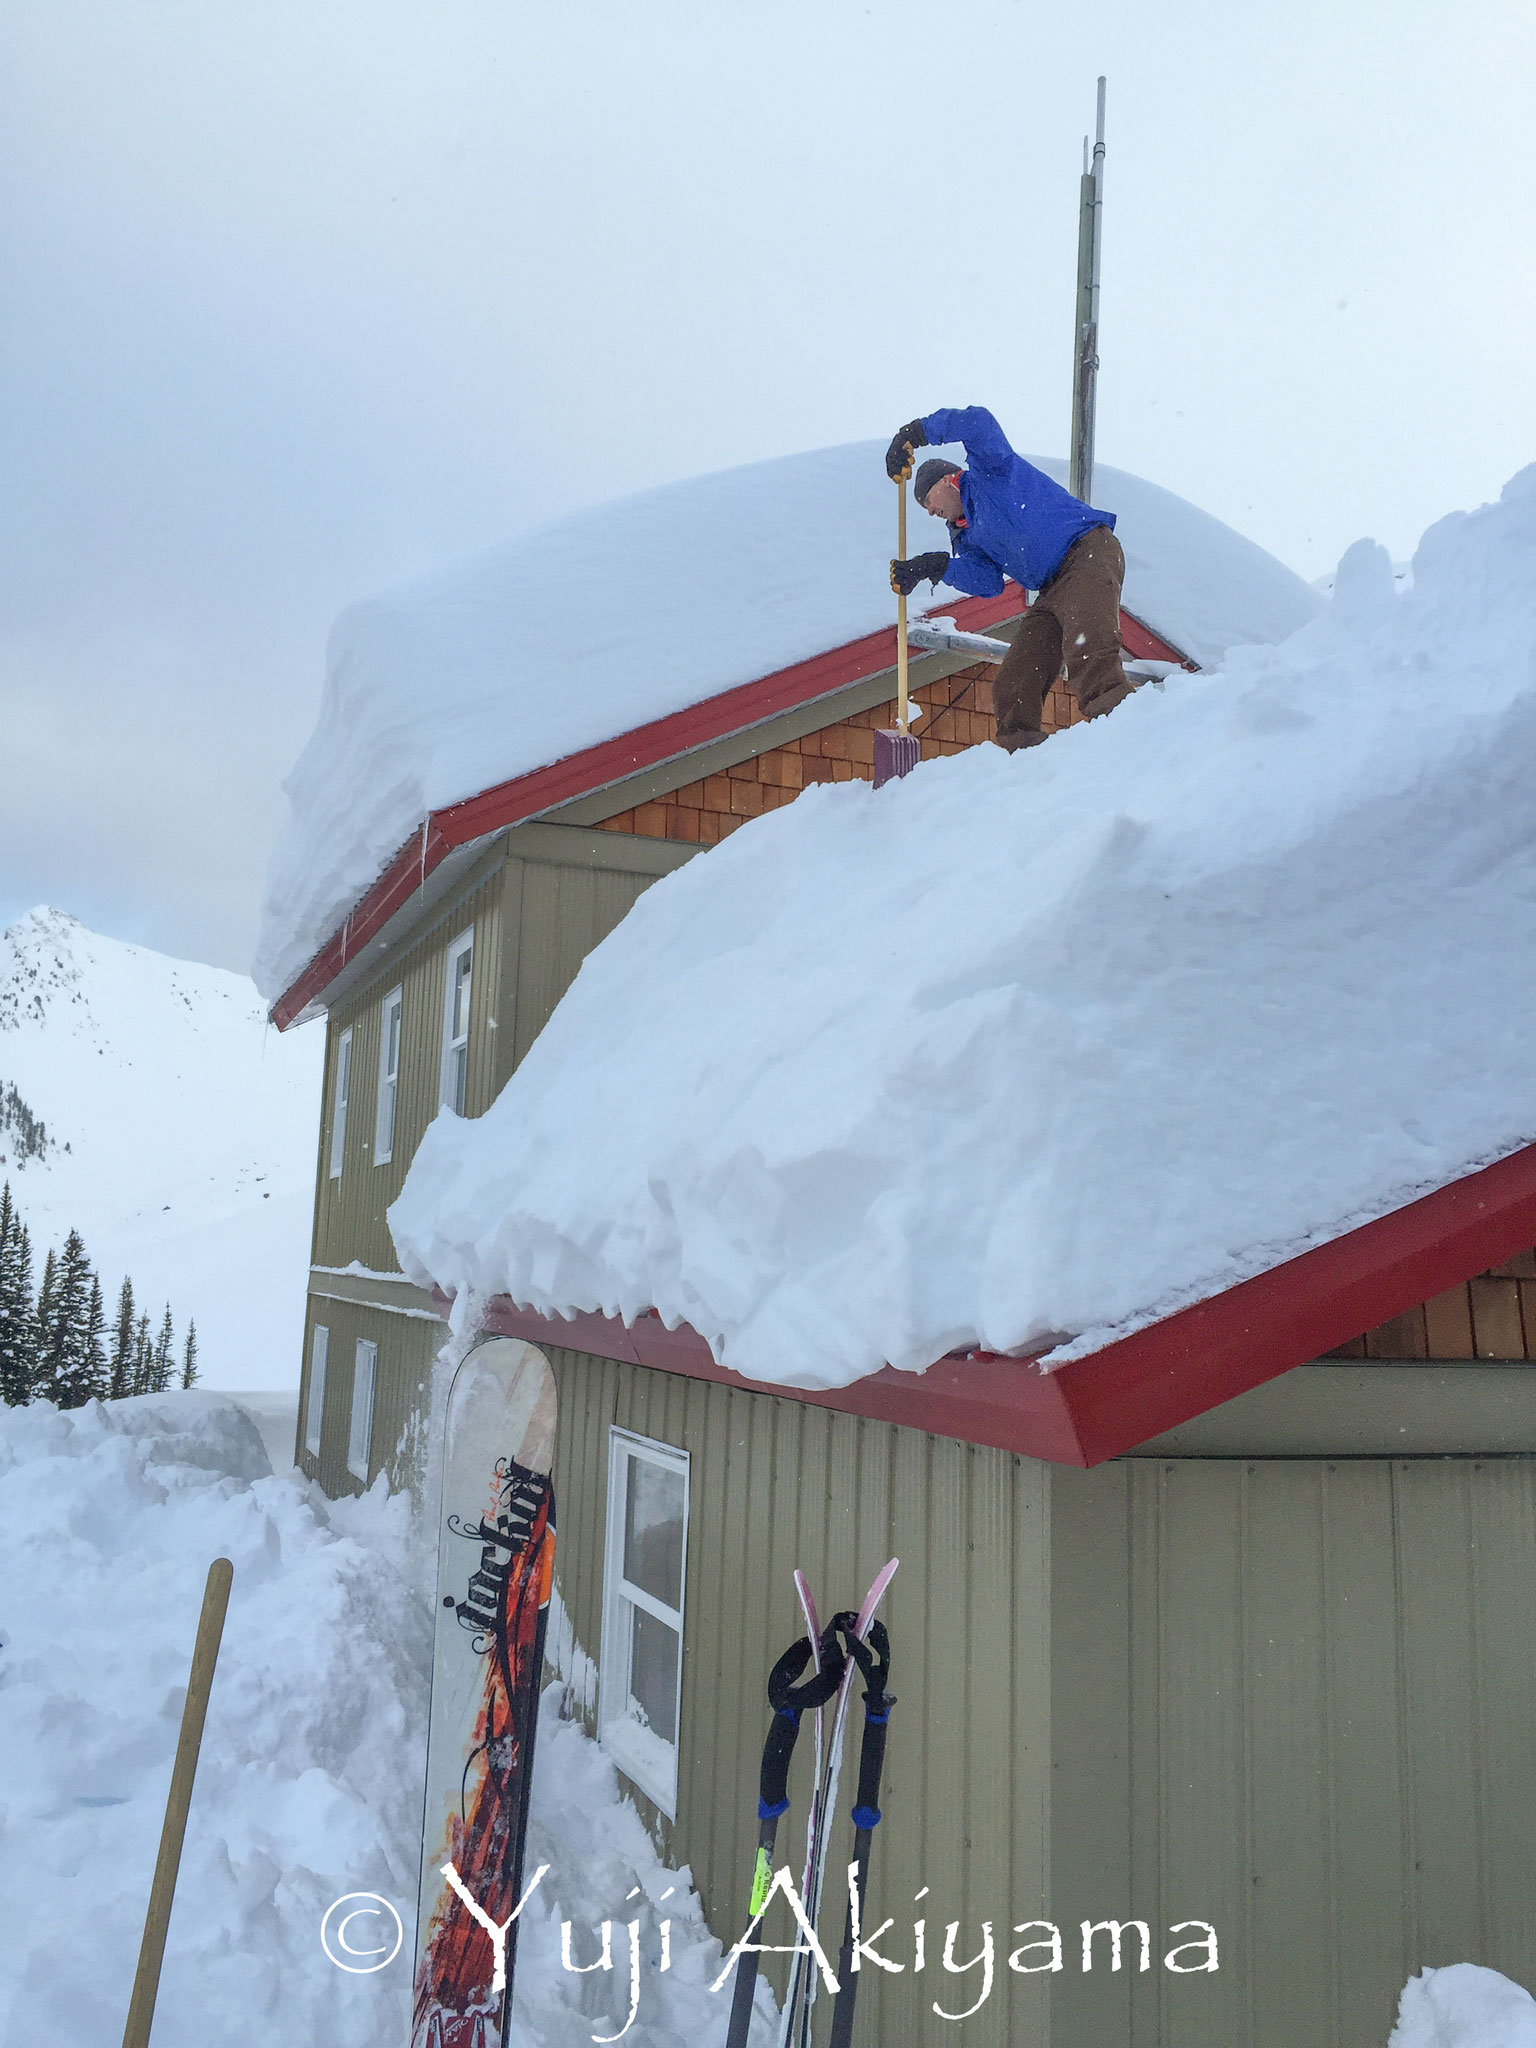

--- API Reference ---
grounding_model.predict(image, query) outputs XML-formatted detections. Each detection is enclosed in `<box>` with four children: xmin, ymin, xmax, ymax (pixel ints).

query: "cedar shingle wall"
<box><xmin>596</xmin><ymin>663</ymin><xmax>1085</xmax><ymax>846</ymax></box>
<box><xmin>1327</xmin><ymin>1250</ymin><xmax>1536</xmax><ymax>1361</ymax></box>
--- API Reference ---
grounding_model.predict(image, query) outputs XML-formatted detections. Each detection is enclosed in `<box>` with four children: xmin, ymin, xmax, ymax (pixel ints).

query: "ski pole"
<box><xmin>121</xmin><ymin>1557</ymin><xmax>233</xmax><ymax>2048</ymax></box>
<box><xmin>826</xmin><ymin>1619</ymin><xmax>895</xmax><ymax>2048</ymax></box>
<box><xmin>783</xmin><ymin>1558</ymin><xmax>898</xmax><ymax>2048</ymax></box>
<box><xmin>725</xmin><ymin>1626</ymin><xmax>846</xmax><ymax>2048</ymax></box>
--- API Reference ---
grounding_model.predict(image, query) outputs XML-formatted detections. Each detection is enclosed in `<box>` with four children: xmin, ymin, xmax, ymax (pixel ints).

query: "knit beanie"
<box><xmin>913</xmin><ymin>458</ymin><xmax>962</xmax><ymax>506</ymax></box>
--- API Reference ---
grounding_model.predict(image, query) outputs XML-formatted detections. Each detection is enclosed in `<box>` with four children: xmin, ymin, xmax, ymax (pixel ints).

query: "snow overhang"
<box><xmin>269</xmin><ymin>590</ymin><xmax>1191</xmax><ymax>1029</ymax></box>
<box><xmin>458</xmin><ymin>1142</ymin><xmax>1536</xmax><ymax>1467</ymax></box>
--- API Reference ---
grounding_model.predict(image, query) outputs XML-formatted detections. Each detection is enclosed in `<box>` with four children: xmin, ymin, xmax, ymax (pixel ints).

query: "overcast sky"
<box><xmin>3</xmin><ymin>0</ymin><xmax>1533</xmax><ymax>979</ymax></box>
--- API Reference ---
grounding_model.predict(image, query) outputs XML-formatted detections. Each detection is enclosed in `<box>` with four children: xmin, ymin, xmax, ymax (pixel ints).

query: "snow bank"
<box><xmin>0</xmin><ymin>1391</ymin><xmax>770</xmax><ymax>2046</ymax></box>
<box><xmin>0</xmin><ymin>1390</ymin><xmax>426</xmax><ymax>2044</ymax></box>
<box><xmin>1389</xmin><ymin>1963</ymin><xmax>1536</xmax><ymax>2046</ymax></box>
<box><xmin>254</xmin><ymin>439</ymin><xmax>1319</xmax><ymax>1003</ymax></box>
<box><xmin>388</xmin><ymin>469</ymin><xmax>1536</xmax><ymax>1392</ymax></box>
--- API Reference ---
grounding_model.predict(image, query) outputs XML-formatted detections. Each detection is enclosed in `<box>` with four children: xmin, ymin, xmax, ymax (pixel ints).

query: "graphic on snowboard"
<box><xmin>413</xmin><ymin>1338</ymin><xmax>557</xmax><ymax>2048</ymax></box>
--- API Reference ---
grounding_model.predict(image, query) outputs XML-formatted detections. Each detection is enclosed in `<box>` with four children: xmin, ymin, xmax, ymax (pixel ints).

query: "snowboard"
<box><xmin>412</xmin><ymin>1338</ymin><xmax>558</xmax><ymax>2048</ymax></box>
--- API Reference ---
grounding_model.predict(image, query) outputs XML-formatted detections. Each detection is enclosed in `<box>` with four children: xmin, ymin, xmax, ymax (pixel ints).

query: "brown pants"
<box><xmin>993</xmin><ymin>527</ymin><xmax>1133</xmax><ymax>750</ymax></box>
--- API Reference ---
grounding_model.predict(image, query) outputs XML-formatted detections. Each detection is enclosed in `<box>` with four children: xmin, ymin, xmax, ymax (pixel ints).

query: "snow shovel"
<box><xmin>875</xmin><ymin>477</ymin><xmax>920</xmax><ymax>788</ymax></box>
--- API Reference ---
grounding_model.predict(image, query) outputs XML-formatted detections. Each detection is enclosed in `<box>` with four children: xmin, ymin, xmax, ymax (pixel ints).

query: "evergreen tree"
<box><xmin>149</xmin><ymin>1305</ymin><xmax>175</xmax><ymax>1394</ymax></box>
<box><xmin>0</xmin><ymin>1183</ymin><xmax>37</xmax><ymax>1405</ymax></box>
<box><xmin>35</xmin><ymin>1229</ymin><xmax>99</xmax><ymax>1408</ymax></box>
<box><xmin>181</xmin><ymin>1320</ymin><xmax>199</xmax><ymax>1390</ymax></box>
<box><xmin>130</xmin><ymin>1311</ymin><xmax>153</xmax><ymax>1397</ymax></box>
<box><xmin>108</xmin><ymin>1276</ymin><xmax>136</xmax><ymax>1399</ymax></box>
<box><xmin>77</xmin><ymin>1274</ymin><xmax>108</xmax><ymax>1404</ymax></box>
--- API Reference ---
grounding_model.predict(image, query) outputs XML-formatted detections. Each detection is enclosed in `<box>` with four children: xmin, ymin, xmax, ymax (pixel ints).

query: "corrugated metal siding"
<box><xmin>544</xmin><ymin>1346</ymin><xmax>1052</xmax><ymax>2048</ymax></box>
<box><xmin>313</xmin><ymin>854</ymin><xmax>506</xmax><ymax>1273</ymax></box>
<box><xmin>547</xmin><ymin>1365</ymin><xmax>1536</xmax><ymax>2048</ymax></box>
<box><xmin>296</xmin><ymin>1293</ymin><xmax>447</xmax><ymax>1495</ymax></box>
<box><xmin>310</xmin><ymin>828</ymin><xmax>682</xmax><ymax>1283</ymax></box>
<box><xmin>1051</xmin><ymin>1457</ymin><xmax>1536</xmax><ymax>2048</ymax></box>
<box><xmin>502</xmin><ymin>856</ymin><xmax>657</xmax><ymax>1079</ymax></box>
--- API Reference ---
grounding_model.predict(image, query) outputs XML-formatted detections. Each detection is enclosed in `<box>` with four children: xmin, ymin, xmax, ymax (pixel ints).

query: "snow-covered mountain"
<box><xmin>0</xmin><ymin>908</ymin><xmax>323</xmax><ymax>1390</ymax></box>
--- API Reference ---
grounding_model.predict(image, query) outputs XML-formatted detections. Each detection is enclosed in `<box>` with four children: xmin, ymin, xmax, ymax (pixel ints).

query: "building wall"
<box><xmin>545</xmin><ymin>1344</ymin><xmax>1054</xmax><ymax>2048</ymax></box>
<box><xmin>296</xmin><ymin>823</ymin><xmax>696</xmax><ymax>1486</ymax></box>
<box><xmin>297</xmin><ymin>1289</ymin><xmax>446</xmax><ymax>1498</ymax></box>
<box><xmin>544</xmin><ymin>1344</ymin><xmax>1536</xmax><ymax>2048</ymax></box>
<box><xmin>1329</xmin><ymin>1247</ymin><xmax>1536</xmax><ymax>1360</ymax></box>
<box><xmin>594</xmin><ymin>663</ymin><xmax>1086</xmax><ymax>849</ymax></box>
<box><xmin>1050</xmin><ymin>1454</ymin><xmax>1536</xmax><ymax>2048</ymax></box>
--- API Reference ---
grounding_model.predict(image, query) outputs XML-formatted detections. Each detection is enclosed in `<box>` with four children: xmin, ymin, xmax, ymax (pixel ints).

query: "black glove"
<box><xmin>885</xmin><ymin>418</ymin><xmax>928</xmax><ymax>481</ymax></box>
<box><xmin>890</xmin><ymin>552</ymin><xmax>950</xmax><ymax>597</ymax></box>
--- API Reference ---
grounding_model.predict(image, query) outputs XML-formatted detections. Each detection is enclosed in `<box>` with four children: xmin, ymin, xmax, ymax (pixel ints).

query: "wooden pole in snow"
<box><xmin>121</xmin><ymin>1558</ymin><xmax>234</xmax><ymax>2048</ymax></box>
<box><xmin>1069</xmin><ymin>77</ymin><xmax>1107</xmax><ymax>504</ymax></box>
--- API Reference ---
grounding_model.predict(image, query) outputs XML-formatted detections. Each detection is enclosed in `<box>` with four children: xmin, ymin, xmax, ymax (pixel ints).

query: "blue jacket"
<box><xmin>919</xmin><ymin>406</ymin><xmax>1114</xmax><ymax>595</ymax></box>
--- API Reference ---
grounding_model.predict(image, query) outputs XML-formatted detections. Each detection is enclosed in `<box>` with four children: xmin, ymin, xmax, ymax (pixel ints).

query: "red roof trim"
<box><xmin>468</xmin><ymin>1141</ymin><xmax>1536</xmax><ymax>1466</ymax></box>
<box><xmin>271</xmin><ymin>588</ymin><xmax>1192</xmax><ymax>1028</ymax></box>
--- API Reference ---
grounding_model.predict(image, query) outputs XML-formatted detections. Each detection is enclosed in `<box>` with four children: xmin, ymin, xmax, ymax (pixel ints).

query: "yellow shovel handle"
<box><xmin>896</xmin><ymin>477</ymin><xmax>909</xmax><ymax>735</ymax></box>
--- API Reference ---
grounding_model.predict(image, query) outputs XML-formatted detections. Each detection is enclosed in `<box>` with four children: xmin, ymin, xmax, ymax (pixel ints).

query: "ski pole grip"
<box><xmin>760</xmin><ymin>1639</ymin><xmax>810</xmax><ymax>1812</ymax></box>
<box><xmin>760</xmin><ymin>1629</ymin><xmax>847</xmax><ymax>1812</ymax></box>
<box><xmin>767</xmin><ymin>1636</ymin><xmax>812</xmax><ymax>1713</ymax></box>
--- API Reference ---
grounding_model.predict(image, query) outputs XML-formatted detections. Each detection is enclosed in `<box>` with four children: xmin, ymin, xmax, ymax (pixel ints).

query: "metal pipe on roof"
<box><xmin>1069</xmin><ymin>78</ymin><xmax>1107</xmax><ymax>505</ymax></box>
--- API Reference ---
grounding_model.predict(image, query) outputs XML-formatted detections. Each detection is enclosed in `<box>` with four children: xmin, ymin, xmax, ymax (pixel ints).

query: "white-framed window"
<box><xmin>328</xmin><ymin>1025</ymin><xmax>353</xmax><ymax>1179</ymax></box>
<box><xmin>304</xmin><ymin>1325</ymin><xmax>328</xmax><ymax>1458</ymax></box>
<box><xmin>347</xmin><ymin>1338</ymin><xmax>377</xmax><ymax>1482</ymax></box>
<box><xmin>375</xmin><ymin>985</ymin><xmax>403</xmax><ymax>1164</ymax></box>
<box><xmin>439</xmin><ymin>927</ymin><xmax>474</xmax><ymax>1114</ymax></box>
<box><xmin>599</xmin><ymin>1428</ymin><xmax>689</xmax><ymax>1815</ymax></box>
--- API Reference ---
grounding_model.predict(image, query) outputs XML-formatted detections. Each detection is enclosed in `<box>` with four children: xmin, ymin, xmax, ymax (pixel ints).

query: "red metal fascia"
<box><xmin>1119</xmin><ymin>609</ymin><xmax>1197</xmax><ymax>667</ymax></box>
<box><xmin>463</xmin><ymin>1139</ymin><xmax>1536</xmax><ymax>1467</ymax></box>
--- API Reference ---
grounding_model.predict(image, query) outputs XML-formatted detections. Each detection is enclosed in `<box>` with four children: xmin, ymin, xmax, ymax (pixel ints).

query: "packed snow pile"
<box><xmin>0</xmin><ymin>1391</ymin><xmax>772</xmax><ymax>2048</ymax></box>
<box><xmin>253</xmin><ymin>437</ymin><xmax>1319</xmax><ymax>1003</ymax></box>
<box><xmin>390</xmin><ymin>469</ymin><xmax>1536</xmax><ymax>1391</ymax></box>
<box><xmin>1</xmin><ymin>909</ymin><xmax>322</xmax><ymax>1389</ymax></box>
<box><xmin>1388</xmin><ymin>1963</ymin><xmax>1536</xmax><ymax>2046</ymax></box>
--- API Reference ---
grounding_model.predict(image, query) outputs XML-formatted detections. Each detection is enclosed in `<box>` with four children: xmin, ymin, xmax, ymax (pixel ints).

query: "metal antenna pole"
<box><xmin>1069</xmin><ymin>77</ymin><xmax>1107</xmax><ymax>503</ymax></box>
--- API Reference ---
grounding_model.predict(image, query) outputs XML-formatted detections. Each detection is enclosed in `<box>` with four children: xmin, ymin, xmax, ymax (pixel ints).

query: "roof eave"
<box><xmin>463</xmin><ymin>1139</ymin><xmax>1536</xmax><ymax>1467</ymax></box>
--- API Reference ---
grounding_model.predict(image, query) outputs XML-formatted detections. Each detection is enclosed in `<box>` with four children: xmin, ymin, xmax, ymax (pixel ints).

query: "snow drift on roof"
<box><xmin>388</xmin><ymin>469</ymin><xmax>1536</xmax><ymax>1393</ymax></box>
<box><xmin>253</xmin><ymin>438</ymin><xmax>1319</xmax><ymax>1003</ymax></box>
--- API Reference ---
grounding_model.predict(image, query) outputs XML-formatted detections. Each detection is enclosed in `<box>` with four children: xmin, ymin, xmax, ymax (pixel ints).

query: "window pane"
<box><xmin>452</xmin><ymin>950</ymin><xmax>472</xmax><ymax>1040</ymax></box>
<box><xmin>452</xmin><ymin>1042</ymin><xmax>467</xmax><ymax>1115</ymax></box>
<box><xmin>385</xmin><ymin>1001</ymin><xmax>401</xmax><ymax>1079</ymax></box>
<box><xmin>628</xmin><ymin>1604</ymin><xmax>679</xmax><ymax>1743</ymax></box>
<box><xmin>330</xmin><ymin>1031</ymin><xmax>352</xmax><ymax>1177</ymax></box>
<box><xmin>305</xmin><ymin>1328</ymin><xmax>328</xmax><ymax>1457</ymax></box>
<box><xmin>623</xmin><ymin>1454</ymin><xmax>684</xmax><ymax>1608</ymax></box>
<box><xmin>348</xmin><ymin>1342</ymin><xmax>376</xmax><ymax>1478</ymax></box>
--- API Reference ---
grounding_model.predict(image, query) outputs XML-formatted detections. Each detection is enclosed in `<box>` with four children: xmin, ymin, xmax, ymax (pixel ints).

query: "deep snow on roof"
<box><xmin>387</xmin><ymin>471</ymin><xmax>1536</xmax><ymax>1393</ymax></box>
<box><xmin>253</xmin><ymin>438</ymin><xmax>1320</xmax><ymax>1002</ymax></box>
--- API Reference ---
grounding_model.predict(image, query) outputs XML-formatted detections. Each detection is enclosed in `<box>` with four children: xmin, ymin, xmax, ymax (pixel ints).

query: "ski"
<box><xmin>724</xmin><ymin>1625</ymin><xmax>845</xmax><ymax>2048</ymax></box>
<box><xmin>779</xmin><ymin>1557</ymin><xmax>899</xmax><ymax>2048</ymax></box>
<box><xmin>791</xmin><ymin>1571</ymin><xmax>827</xmax><ymax>1952</ymax></box>
<box><xmin>827</xmin><ymin>1619</ymin><xmax>895</xmax><ymax>2048</ymax></box>
<box><xmin>412</xmin><ymin>1339</ymin><xmax>557</xmax><ymax>2048</ymax></box>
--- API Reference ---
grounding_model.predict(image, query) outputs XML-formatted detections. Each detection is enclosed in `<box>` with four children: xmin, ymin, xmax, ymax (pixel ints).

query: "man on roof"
<box><xmin>886</xmin><ymin>405</ymin><xmax>1135</xmax><ymax>751</ymax></box>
